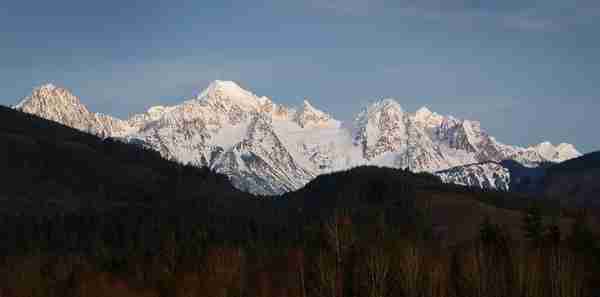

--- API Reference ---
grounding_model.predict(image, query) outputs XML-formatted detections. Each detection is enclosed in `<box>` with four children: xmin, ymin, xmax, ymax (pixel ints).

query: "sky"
<box><xmin>0</xmin><ymin>0</ymin><xmax>598</xmax><ymax>152</ymax></box>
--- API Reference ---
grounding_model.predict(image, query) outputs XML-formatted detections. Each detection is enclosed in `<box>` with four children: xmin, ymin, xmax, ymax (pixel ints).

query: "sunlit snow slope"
<box><xmin>14</xmin><ymin>80</ymin><xmax>581</xmax><ymax>194</ymax></box>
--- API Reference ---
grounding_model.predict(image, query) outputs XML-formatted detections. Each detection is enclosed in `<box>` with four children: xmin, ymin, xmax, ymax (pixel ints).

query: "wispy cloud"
<box><xmin>307</xmin><ymin>0</ymin><xmax>381</xmax><ymax>16</ymax></box>
<box><xmin>501</xmin><ymin>1</ymin><xmax>600</xmax><ymax>31</ymax></box>
<box><xmin>305</xmin><ymin>0</ymin><xmax>600</xmax><ymax>32</ymax></box>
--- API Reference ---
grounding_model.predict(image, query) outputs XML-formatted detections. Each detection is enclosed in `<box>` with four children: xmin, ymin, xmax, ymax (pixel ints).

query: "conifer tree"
<box><xmin>479</xmin><ymin>216</ymin><xmax>499</xmax><ymax>245</ymax></box>
<box><xmin>569</xmin><ymin>212</ymin><xmax>596</xmax><ymax>253</ymax></box>
<box><xmin>523</xmin><ymin>205</ymin><xmax>544</xmax><ymax>245</ymax></box>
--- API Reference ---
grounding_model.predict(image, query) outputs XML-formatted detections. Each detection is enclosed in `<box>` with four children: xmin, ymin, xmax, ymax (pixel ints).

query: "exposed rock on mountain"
<box><xmin>294</xmin><ymin>100</ymin><xmax>339</xmax><ymax>129</ymax></box>
<box><xmin>15</xmin><ymin>84</ymin><xmax>130</xmax><ymax>137</ymax></box>
<box><xmin>436</xmin><ymin>162</ymin><xmax>511</xmax><ymax>191</ymax></box>
<box><xmin>13</xmin><ymin>81</ymin><xmax>581</xmax><ymax>195</ymax></box>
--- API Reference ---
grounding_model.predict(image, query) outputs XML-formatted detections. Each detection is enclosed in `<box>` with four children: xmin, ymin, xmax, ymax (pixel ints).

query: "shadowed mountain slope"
<box><xmin>542</xmin><ymin>151</ymin><xmax>600</xmax><ymax>207</ymax></box>
<box><xmin>0</xmin><ymin>105</ymin><xmax>250</xmax><ymax>214</ymax></box>
<box><xmin>0</xmin><ymin>105</ymin><xmax>587</xmax><ymax>245</ymax></box>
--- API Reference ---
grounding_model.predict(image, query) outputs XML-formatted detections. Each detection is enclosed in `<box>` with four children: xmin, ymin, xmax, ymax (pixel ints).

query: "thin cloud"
<box><xmin>307</xmin><ymin>0</ymin><xmax>381</xmax><ymax>16</ymax></box>
<box><xmin>304</xmin><ymin>0</ymin><xmax>600</xmax><ymax>31</ymax></box>
<box><xmin>502</xmin><ymin>2</ymin><xmax>600</xmax><ymax>31</ymax></box>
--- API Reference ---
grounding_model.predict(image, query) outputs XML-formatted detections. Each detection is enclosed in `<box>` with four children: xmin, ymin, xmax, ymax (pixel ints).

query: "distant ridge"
<box><xmin>13</xmin><ymin>81</ymin><xmax>581</xmax><ymax>194</ymax></box>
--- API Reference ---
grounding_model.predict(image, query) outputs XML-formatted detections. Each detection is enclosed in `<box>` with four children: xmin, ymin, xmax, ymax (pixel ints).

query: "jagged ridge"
<box><xmin>13</xmin><ymin>81</ymin><xmax>582</xmax><ymax>195</ymax></box>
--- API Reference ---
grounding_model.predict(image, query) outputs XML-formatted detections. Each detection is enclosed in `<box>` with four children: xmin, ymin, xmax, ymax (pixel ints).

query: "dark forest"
<box><xmin>0</xmin><ymin>106</ymin><xmax>598</xmax><ymax>297</ymax></box>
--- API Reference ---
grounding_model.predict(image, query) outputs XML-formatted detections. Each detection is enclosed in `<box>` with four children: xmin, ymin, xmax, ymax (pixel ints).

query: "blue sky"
<box><xmin>1</xmin><ymin>0</ymin><xmax>598</xmax><ymax>152</ymax></box>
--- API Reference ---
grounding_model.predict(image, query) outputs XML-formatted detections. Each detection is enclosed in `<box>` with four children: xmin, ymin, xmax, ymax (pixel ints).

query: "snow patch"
<box><xmin>13</xmin><ymin>80</ymin><xmax>582</xmax><ymax>195</ymax></box>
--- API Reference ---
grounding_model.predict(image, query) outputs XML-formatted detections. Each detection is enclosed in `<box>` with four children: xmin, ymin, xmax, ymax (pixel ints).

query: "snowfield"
<box><xmin>14</xmin><ymin>80</ymin><xmax>582</xmax><ymax>195</ymax></box>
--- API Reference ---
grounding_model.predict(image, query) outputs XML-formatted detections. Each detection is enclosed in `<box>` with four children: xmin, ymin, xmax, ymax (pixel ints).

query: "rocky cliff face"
<box><xmin>15</xmin><ymin>84</ymin><xmax>131</xmax><ymax>137</ymax></box>
<box><xmin>14</xmin><ymin>81</ymin><xmax>582</xmax><ymax>195</ymax></box>
<box><xmin>436</xmin><ymin>162</ymin><xmax>511</xmax><ymax>191</ymax></box>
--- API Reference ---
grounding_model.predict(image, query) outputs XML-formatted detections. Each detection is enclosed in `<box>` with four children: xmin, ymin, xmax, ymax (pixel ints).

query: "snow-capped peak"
<box><xmin>354</xmin><ymin>99</ymin><xmax>405</xmax><ymax>131</ymax></box>
<box><xmin>15</xmin><ymin>83</ymin><xmax>80</xmax><ymax>109</ymax></box>
<box><xmin>38</xmin><ymin>83</ymin><xmax>58</xmax><ymax>92</ymax></box>
<box><xmin>195</xmin><ymin>80</ymin><xmax>274</xmax><ymax>118</ymax></box>
<box><xmin>414</xmin><ymin>106</ymin><xmax>445</xmax><ymax>128</ymax></box>
<box><xmin>302</xmin><ymin>99</ymin><xmax>317</xmax><ymax>111</ymax></box>
<box><xmin>294</xmin><ymin>99</ymin><xmax>339</xmax><ymax>128</ymax></box>
<box><xmin>530</xmin><ymin>141</ymin><xmax>581</xmax><ymax>162</ymax></box>
<box><xmin>375</xmin><ymin>98</ymin><xmax>403</xmax><ymax>112</ymax></box>
<box><xmin>354</xmin><ymin>98</ymin><xmax>404</xmax><ymax>127</ymax></box>
<box><xmin>12</xmin><ymin>80</ymin><xmax>583</xmax><ymax>195</ymax></box>
<box><xmin>147</xmin><ymin>105</ymin><xmax>167</xmax><ymax>116</ymax></box>
<box><xmin>14</xmin><ymin>84</ymin><xmax>131</xmax><ymax>137</ymax></box>
<box><xmin>416</xmin><ymin>106</ymin><xmax>433</xmax><ymax>117</ymax></box>
<box><xmin>535</xmin><ymin>141</ymin><xmax>555</xmax><ymax>155</ymax></box>
<box><xmin>557</xmin><ymin>143</ymin><xmax>579</xmax><ymax>154</ymax></box>
<box><xmin>199</xmin><ymin>80</ymin><xmax>251</xmax><ymax>99</ymax></box>
<box><xmin>462</xmin><ymin>120</ymin><xmax>483</xmax><ymax>144</ymax></box>
<box><xmin>353</xmin><ymin>98</ymin><xmax>409</xmax><ymax>159</ymax></box>
<box><xmin>299</xmin><ymin>100</ymin><xmax>322</xmax><ymax>118</ymax></box>
<box><xmin>198</xmin><ymin>80</ymin><xmax>267</xmax><ymax>104</ymax></box>
<box><xmin>556</xmin><ymin>143</ymin><xmax>581</xmax><ymax>160</ymax></box>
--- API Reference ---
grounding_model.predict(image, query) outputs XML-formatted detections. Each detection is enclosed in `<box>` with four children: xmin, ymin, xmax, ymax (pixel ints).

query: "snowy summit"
<box><xmin>13</xmin><ymin>80</ymin><xmax>582</xmax><ymax>195</ymax></box>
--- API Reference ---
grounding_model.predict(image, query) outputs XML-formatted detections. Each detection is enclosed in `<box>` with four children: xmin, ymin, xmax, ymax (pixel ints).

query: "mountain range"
<box><xmin>13</xmin><ymin>81</ymin><xmax>581</xmax><ymax>195</ymax></box>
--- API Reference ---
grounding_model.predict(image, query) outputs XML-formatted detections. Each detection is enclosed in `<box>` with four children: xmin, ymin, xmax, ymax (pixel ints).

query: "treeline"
<box><xmin>2</xmin><ymin>106</ymin><xmax>600</xmax><ymax>296</ymax></box>
<box><xmin>0</xmin><ymin>105</ymin><xmax>249</xmax><ymax>214</ymax></box>
<box><xmin>0</xmin><ymin>206</ymin><xmax>598</xmax><ymax>297</ymax></box>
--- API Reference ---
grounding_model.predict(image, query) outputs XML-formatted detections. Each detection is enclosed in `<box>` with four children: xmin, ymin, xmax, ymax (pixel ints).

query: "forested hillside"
<box><xmin>0</xmin><ymin>105</ymin><xmax>599</xmax><ymax>296</ymax></box>
<box><xmin>542</xmin><ymin>151</ymin><xmax>600</xmax><ymax>207</ymax></box>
